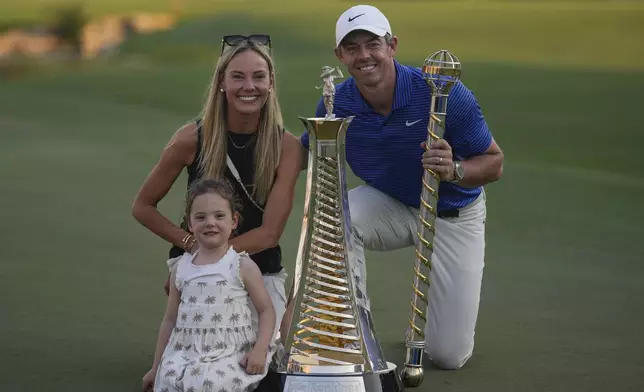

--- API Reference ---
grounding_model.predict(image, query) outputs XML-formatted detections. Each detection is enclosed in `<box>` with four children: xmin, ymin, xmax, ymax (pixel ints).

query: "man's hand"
<box><xmin>421</xmin><ymin>139</ymin><xmax>455</xmax><ymax>182</ymax></box>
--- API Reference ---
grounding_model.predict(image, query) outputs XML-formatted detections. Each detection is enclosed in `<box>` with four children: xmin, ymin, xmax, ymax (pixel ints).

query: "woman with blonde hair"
<box><xmin>132</xmin><ymin>34</ymin><xmax>301</xmax><ymax>389</ymax></box>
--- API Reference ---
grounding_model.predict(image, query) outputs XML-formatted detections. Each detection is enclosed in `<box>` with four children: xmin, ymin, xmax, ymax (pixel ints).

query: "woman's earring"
<box><xmin>220</xmin><ymin>88</ymin><xmax>224</xmax><ymax>92</ymax></box>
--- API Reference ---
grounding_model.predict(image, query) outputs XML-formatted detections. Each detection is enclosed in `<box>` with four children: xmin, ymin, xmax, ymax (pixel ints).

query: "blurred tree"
<box><xmin>50</xmin><ymin>3</ymin><xmax>88</xmax><ymax>57</ymax></box>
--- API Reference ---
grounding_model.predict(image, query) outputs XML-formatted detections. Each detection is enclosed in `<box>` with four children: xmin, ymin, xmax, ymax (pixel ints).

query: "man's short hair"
<box><xmin>338</xmin><ymin>30</ymin><xmax>393</xmax><ymax>49</ymax></box>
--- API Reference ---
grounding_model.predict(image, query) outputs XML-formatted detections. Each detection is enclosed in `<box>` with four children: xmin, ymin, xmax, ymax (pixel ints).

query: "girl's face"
<box><xmin>221</xmin><ymin>49</ymin><xmax>272</xmax><ymax>116</ymax></box>
<box><xmin>188</xmin><ymin>192</ymin><xmax>238</xmax><ymax>250</ymax></box>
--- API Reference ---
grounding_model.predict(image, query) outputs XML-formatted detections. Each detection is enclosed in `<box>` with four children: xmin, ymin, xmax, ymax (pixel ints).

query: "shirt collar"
<box><xmin>352</xmin><ymin>60</ymin><xmax>412</xmax><ymax>114</ymax></box>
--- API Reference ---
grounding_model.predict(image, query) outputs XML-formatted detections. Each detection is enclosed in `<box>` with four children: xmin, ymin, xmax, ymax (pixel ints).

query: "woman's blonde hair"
<box><xmin>197</xmin><ymin>40</ymin><xmax>283</xmax><ymax>206</ymax></box>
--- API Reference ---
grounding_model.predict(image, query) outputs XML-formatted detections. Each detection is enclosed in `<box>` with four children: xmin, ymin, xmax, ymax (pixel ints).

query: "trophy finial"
<box><xmin>422</xmin><ymin>49</ymin><xmax>461</xmax><ymax>94</ymax></box>
<box><xmin>316</xmin><ymin>65</ymin><xmax>344</xmax><ymax>119</ymax></box>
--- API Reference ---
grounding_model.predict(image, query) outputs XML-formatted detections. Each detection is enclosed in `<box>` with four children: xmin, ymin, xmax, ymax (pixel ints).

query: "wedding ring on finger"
<box><xmin>439</xmin><ymin>157</ymin><xmax>443</xmax><ymax>164</ymax></box>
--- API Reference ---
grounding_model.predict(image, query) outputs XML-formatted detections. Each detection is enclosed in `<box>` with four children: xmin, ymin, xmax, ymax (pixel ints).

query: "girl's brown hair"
<box><xmin>184</xmin><ymin>178</ymin><xmax>243</xmax><ymax>226</ymax></box>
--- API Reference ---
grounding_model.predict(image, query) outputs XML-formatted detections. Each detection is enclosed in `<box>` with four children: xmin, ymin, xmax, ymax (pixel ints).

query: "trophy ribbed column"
<box><xmin>307</xmin><ymin>154</ymin><xmax>351</xmax><ymax>351</ymax></box>
<box><xmin>276</xmin><ymin>66</ymin><xmax>402</xmax><ymax>392</ymax></box>
<box><xmin>283</xmin><ymin>119</ymin><xmax>367</xmax><ymax>369</ymax></box>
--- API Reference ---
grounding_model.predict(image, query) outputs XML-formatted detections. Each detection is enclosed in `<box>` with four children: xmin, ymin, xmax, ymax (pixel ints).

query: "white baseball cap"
<box><xmin>335</xmin><ymin>5</ymin><xmax>392</xmax><ymax>48</ymax></box>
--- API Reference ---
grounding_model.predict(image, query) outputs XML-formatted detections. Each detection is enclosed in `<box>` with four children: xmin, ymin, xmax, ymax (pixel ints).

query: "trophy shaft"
<box><xmin>402</xmin><ymin>49</ymin><xmax>462</xmax><ymax>388</ymax></box>
<box><xmin>407</xmin><ymin>93</ymin><xmax>448</xmax><ymax>343</ymax></box>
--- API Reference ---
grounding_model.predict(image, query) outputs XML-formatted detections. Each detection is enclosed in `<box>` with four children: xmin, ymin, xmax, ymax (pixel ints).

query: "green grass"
<box><xmin>1</xmin><ymin>1</ymin><xmax>644</xmax><ymax>391</ymax></box>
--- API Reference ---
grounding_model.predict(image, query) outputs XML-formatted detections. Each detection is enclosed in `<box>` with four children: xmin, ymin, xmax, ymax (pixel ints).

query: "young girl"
<box><xmin>142</xmin><ymin>179</ymin><xmax>277</xmax><ymax>392</ymax></box>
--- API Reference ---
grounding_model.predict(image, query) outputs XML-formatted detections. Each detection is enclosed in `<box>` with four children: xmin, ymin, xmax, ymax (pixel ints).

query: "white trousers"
<box><xmin>348</xmin><ymin>185</ymin><xmax>487</xmax><ymax>370</ymax></box>
<box><xmin>249</xmin><ymin>269</ymin><xmax>288</xmax><ymax>344</ymax></box>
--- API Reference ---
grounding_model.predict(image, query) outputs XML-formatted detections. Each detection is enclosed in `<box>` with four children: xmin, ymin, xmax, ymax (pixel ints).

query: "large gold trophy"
<box><xmin>276</xmin><ymin>66</ymin><xmax>402</xmax><ymax>391</ymax></box>
<box><xmin>400</xmin><ymin>50</ymin><xmax>462</xmax><ymax>388</ymax></box>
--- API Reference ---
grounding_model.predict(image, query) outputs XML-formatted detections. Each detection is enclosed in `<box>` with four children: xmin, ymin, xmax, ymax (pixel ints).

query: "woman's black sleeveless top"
<box><xmin>168</xmin><ymin>121</ymin><xmax>283</xmax><ymax>275</ymax></box>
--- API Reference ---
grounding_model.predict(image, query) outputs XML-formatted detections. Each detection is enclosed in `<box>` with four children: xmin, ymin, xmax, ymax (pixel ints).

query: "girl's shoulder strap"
<box><xmin>229</xmin><ymin>248</ymin><xmax>252</xmax><ymax>288</ymax></box>
<box><xmin>173</xmin><ymin>251</ymin><xmax>197</xmax><ymax>290</ymax></box>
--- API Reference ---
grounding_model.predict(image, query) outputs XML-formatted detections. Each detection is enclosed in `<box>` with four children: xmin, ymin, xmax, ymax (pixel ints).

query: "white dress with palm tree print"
<box><xmin>154</xmin><ymin>247</ymin><xmax>276</xmax><ymax>392</ymax></box>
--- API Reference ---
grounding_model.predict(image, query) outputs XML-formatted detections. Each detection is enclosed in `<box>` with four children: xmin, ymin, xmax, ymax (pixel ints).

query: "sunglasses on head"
<box><xmin>221</xmin><ymin>34</ymin><xmax>272</xmax><ymax>54</ymax></box>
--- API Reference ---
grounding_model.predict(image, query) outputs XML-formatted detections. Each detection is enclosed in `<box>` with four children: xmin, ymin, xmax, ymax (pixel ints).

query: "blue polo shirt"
<box><xmin>300</xmin><ymin>60</ymin><xmax>492</xmax><ymax>212</ymax></box>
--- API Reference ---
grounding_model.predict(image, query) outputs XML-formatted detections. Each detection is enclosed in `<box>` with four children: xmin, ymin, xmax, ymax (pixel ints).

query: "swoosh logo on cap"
<box><xmin>348</xmin><ymin>13</ymin><xmax>365</xmax><ymax>22</ymax></box>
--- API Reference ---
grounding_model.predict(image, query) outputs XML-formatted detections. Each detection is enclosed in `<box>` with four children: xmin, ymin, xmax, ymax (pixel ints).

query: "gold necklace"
<box><xmin>227</xmin><ymin>132</ymin><xmax>256</xmax><ymax>149</ymax></box>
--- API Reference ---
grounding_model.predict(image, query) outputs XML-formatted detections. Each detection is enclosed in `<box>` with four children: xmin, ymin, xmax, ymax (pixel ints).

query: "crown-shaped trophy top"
<box><xmin>422</xmin><ymin>50</ymin><xmax>462</xmax><ymax>93</ymax></box>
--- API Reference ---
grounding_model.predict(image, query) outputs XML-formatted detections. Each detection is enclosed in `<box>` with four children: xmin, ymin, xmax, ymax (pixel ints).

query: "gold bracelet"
<box><xmin>187</xmin><ymin>237</ymin><xmax>197</xmax><ymax>252</ymax></box>
<box><xmin>181</xmin><ymin>233</ymin><xmax>193</xmax><ymax>251</ymax></box>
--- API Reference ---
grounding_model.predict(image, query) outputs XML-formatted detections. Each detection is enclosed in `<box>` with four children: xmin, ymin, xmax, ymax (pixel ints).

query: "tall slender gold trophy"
<box><xmin>276</xmin><ymin>66</ymin><xmax>403</xmax><ymax>391</ymax></box>
<box><xmin>400</xmin><ymin>50</ymin><xmax>462</xmax><ymax>388</ymax></box>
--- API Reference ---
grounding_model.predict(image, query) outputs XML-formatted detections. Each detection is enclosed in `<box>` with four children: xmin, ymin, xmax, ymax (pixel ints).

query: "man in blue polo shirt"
<box><xmin>293</xmin><ymin>5</ymin><xmax>504</xmax><ymax>370</ymax></box>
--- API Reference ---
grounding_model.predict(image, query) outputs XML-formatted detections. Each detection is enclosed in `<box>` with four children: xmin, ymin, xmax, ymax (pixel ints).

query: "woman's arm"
<box><xmin>240</xmin><ymin>256</ymin><xmax>276</xmax><ymax>352</ymax></box>
<box><xmin>132</xmin><ymin>123</ymin><xmax>198</xmax><ymax>251</ymax></box>
<box><xmin>229</xmin><ymin>131</ymin><xmax>303</xmax><ymax>254</ymax></box>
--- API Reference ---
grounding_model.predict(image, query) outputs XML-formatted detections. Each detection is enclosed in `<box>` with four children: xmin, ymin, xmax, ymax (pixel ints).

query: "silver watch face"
<box><xmin>455</xmin><ymin>162</ymin><xmax>464</xmax><ymax>180</ymax></box>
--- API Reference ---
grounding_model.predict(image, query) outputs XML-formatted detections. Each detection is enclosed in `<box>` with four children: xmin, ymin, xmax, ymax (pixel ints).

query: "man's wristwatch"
<box><xmin>451</xmin><ymin>161</ymin><xmax>464</xmax><ymax>183</ymax></box>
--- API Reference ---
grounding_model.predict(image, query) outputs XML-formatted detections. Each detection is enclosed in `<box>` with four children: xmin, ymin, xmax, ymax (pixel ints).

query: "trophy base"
<box><xmin>277</xmin><ymin>361</ymin><xmax>403</xmax><ymax>392</ymax></box>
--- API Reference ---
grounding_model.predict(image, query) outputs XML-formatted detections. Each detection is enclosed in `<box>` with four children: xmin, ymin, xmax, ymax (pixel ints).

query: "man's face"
<box><xmin>335</xmin><ymin>30</ymin><xmax>397</xmax><ymax>87</ymax></box>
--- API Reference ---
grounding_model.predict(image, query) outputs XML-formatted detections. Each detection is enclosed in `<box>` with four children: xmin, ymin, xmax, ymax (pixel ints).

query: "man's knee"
<box><xmin>426</xmin><ymin>340</ymin><xmax>474</xmax><ymax>370</ymax></box>
<box><xmin>428</xmin><ymin>349</ymin><xmax>472</xmax><ymax>370</ymax></box>
<box><xmin>348</xmin><ymin>189</ymin><xmax>370</xmax><ymax>234</ymax></box>
<box><xmin>348</xmin><ymin>185</ymin><xmax>386</xmax><ymax>235</ymax></box>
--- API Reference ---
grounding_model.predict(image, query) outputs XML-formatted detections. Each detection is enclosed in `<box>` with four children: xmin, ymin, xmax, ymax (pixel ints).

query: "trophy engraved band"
<box><xmin>401</xmin><ymin>50</ymin><xmax>462</xmax><ymax>388</ymax></box>
<box><xmin>277</xmin><ymin>66</ymin><xmax>402</xmax><ymax>392</ymax></box>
